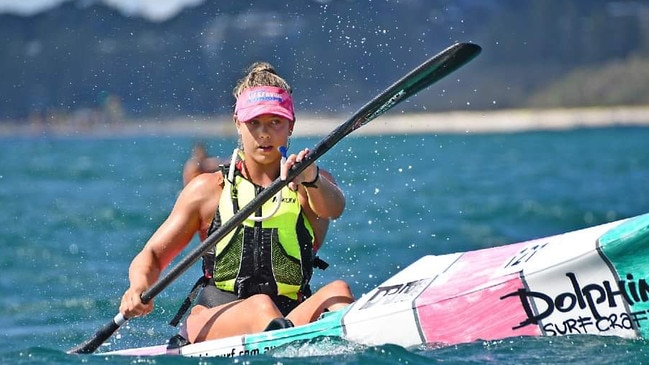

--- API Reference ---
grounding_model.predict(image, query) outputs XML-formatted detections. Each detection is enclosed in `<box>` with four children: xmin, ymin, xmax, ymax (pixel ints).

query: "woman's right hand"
<box><xmin>119</xmin><ymin>287</ymin><xmax>154</xmax><ymax>319</ymax></box>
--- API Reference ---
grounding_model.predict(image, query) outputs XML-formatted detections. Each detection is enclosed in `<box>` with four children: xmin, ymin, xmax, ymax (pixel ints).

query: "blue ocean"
<box><xmin>2</xmin><ymin>122</ymin><xmax>649</xmax><ymax>364</ymax></box>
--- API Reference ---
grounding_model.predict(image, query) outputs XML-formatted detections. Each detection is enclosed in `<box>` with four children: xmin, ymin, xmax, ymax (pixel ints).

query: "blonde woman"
<box><xmin>119</xmin><ymin>62</ymin><xmax>354</xmax><ymax>345</ymax></box>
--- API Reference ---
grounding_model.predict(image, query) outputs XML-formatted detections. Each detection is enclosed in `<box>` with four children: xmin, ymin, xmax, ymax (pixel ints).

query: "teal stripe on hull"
<box><xmin>240</xmin><ymin>309</ymin><xmax>348</xmax><ymax>355</ymax></box>
<box><xmin>598</xmin><ymin>213</ymin><xmax>649</xmax><ymax>338</ymax></box>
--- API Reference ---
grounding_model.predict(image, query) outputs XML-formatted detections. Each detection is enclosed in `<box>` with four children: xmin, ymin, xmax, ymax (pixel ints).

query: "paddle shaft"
<box><xmin>68</xmin><ymin>42</ymin><xmax>481</xmax><ymax>354</ymax></box>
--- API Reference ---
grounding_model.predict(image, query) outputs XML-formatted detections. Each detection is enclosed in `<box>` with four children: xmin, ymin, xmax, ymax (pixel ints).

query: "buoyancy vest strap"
<box><xmin>168</xmin><ymin>276</ymin><xmax>210</xmax><ymax>327</ymax></box>
<box><xmin>314</xmin><ymin>256</ymin><xmax>329</xmax><ymax>270</ymax></box>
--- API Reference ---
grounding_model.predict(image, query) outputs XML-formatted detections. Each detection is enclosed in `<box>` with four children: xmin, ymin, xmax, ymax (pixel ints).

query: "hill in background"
<box><xmin>1</xmin><ymin>0</ymin><xmax>649</xmax><ymax>124</ymax></box>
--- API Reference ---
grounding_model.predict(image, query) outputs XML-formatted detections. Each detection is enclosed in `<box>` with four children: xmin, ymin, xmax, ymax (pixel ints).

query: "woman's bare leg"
<box><xmin>287</xmin><ymin>280</ymin><xmax>354</xmax><ymax>325</ymax></box>
<box><xmin>185</xmin><ymin>294</ymin><xmax>283</xmax><ymax>343</ymax></box>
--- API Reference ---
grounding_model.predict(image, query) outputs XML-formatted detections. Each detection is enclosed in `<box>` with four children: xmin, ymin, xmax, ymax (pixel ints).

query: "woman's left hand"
<box><xmin>280</xmin><ymin>148</ymin><xmax>318</xmax><ymax>191</ymax></box>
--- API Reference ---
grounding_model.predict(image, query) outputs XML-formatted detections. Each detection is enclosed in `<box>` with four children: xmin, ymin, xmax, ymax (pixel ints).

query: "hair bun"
<box><xmin>233</xmin><ymin>61</ymin><xmax>291</xmax><ymax>98</ymax></box>
<box><xmin>248</xmin><ymin>62</ymin><xmax>276</xmax><ymax>75</ymax></box>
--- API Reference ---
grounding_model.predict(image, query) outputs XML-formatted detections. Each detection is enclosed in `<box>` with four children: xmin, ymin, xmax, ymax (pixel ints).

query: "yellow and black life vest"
<box><xmin>203</xmin><ymin>164</ymin><xmax>316</xmax><ymax>300</ymax></box>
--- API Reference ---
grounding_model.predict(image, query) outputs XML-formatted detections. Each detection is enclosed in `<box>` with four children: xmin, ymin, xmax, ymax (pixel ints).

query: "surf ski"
<box><xmin>101</xmin><ymin>212</ymin><xmax>649</xmax><ymax>357</ymax></box>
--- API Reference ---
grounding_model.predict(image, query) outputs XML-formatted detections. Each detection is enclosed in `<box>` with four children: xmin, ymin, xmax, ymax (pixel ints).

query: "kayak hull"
<box><xmin>103</xmin><ymin>212</ymin><xmax>649</xmax><ymax>357</ymax></box>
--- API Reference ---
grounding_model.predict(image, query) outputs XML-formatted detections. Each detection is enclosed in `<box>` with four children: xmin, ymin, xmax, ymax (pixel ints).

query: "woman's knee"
<box><xmin>325</xmin><ymin>280</ymin><xmax>354</xmax><ymax>299</ymax></box>
<box><xmin>189</xmin><ymin>304</ymin><xmax>208</xmax><ymax>316</ymax></box>
<box><xmin>247</xmin><ymin>294</ymin><xmax>282</xmax><ymax>314</ymax></box>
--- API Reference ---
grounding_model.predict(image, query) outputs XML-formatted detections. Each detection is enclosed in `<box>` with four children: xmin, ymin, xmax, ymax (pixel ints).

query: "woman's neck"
<box><xmin>240</xmin><ymin>159</ymin><xmax>280</xmax><ymax>187</ymax></box>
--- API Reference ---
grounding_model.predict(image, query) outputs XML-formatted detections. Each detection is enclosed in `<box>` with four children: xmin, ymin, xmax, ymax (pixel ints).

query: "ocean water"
<box><xmin>1</xmin><ymin>122</ymin><xmax>649</xmax><ymax>364</ymax></box>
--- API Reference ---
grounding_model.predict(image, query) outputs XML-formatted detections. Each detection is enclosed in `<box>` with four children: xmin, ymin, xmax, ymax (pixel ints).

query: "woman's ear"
<box><xmin>234</xmin><ymin>117</ymin><xmax>242</xmax><ymax>135</ymax></box>
<box><xmin>289</xmin><ymin>120</ymin><xmax>295</xmax><ymax>135</ymax></box>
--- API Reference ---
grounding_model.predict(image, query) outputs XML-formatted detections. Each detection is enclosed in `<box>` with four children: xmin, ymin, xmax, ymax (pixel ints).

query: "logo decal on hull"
<box><xmin>360</xmin><ymin>278</ymin><xmax>432</xmax><ymax>310</ymax></box>
<box><xmin>502</xmin><ymin>272</ymin><xmax>649</xmax><ymax>335</ymax></box>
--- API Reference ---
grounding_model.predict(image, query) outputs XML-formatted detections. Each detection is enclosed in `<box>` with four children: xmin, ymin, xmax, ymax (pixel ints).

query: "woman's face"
<box><xmin>237</xmin><ymin>114</ymin><xmax>294</xmax><ymax>166</ymax></box>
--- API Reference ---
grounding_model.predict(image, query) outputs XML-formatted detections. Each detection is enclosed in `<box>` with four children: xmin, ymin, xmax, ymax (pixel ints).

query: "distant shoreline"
<box><xmin>2</xmin><ymin>106</ymin><xmax>649</xmax><ymax>138</ymax></box>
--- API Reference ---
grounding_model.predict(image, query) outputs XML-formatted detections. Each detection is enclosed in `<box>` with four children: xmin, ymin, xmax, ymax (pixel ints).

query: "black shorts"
<box><xmin>196</xmin><ymin>284</ymin><xmax>300</xmax><ymax>317</ymax></box>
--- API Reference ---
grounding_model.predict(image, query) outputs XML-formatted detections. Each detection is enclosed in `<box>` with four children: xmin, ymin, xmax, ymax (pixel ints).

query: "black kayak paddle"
<box><xmin>68</xmin><ymin>42</ymin><xmax>481</xmax><ymax>354</ymax></box>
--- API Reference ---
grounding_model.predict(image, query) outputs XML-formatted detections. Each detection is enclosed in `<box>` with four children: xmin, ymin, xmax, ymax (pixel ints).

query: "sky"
<box><xmin>0</xmin><ymin>0</ymin><xmax>204</xmax><ymax>22</ymax></box>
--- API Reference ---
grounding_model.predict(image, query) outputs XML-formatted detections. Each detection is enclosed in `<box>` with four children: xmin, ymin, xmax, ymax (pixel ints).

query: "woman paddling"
<box><xmin>119</xmin><ymin>62</ymin><xmax>355</xmax><ymax>345</ymax></box>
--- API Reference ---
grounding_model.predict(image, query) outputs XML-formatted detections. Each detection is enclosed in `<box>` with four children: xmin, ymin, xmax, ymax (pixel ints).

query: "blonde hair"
<box><xmin>232</xmin><ymin>62</ymin><xmax>292</xmax><ymax>99</ymax></box>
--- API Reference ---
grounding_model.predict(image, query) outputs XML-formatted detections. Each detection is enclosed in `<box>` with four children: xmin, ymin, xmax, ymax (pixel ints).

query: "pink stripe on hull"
<box><xmin>415</xmin><ymin>243</ymin><xmax>541</xmax><ymax>345</ymax></box>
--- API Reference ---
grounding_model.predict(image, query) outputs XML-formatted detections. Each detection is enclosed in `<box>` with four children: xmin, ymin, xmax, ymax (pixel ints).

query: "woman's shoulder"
<box><xmin>182</xmin><ymin>169</ymin><xmax>226</xmax><ymax>197</ymax></box>
<box><xmin>195</xmin><ymin>169</ymin><xmax>225</xmax><ymax>185</ymax></box>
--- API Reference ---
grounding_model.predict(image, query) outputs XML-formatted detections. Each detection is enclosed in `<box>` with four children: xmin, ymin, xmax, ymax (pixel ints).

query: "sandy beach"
<box><xmin>294</xmin><ymin>106</ymin><xmax>649</xmax><ymax>136</ymax></box>
<box><xmin>2</xmin><ymin>106</ymin><xmax>649</xmax><ymax>138</ymax></box>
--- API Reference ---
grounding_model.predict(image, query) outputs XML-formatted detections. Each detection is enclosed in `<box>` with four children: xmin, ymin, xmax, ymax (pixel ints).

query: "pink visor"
<box><xmin>235</xmin><ymin>86</ymin><xmax>295</xmax><ymax>122</ymax></box>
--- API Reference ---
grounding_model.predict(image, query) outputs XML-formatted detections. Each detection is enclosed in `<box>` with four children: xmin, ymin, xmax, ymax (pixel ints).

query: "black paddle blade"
<box><xmin>308</xmin><ymin>42</ymin><xmax>481</xmax><ymax>164</ymax></box>
<box><xmin>67</xmin><ymin>314</ymin><xmax>125</xmax><ymax>354</ymax></box>
<box><xmin>362</xmin><ymin>42</ymin><xmax>481</xmax><ymax>126</ymax></box>
<box><xmin>340</xmin><ymin>42</ymin><xmax>482</xmax><ymax>138</ymax></box>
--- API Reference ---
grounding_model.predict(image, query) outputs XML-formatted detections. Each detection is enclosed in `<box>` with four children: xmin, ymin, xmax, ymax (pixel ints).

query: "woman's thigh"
<box><xmin>186</xmin><ymin>294</ymin><xmax>284</xmax><ymax>342</ymax></box>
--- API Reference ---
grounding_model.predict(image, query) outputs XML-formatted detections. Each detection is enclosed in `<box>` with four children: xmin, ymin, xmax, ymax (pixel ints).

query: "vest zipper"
<box><xmin>252</xmin><ymin>185</ymin><xmax>263</xmax><ymax>277</ymax></box>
